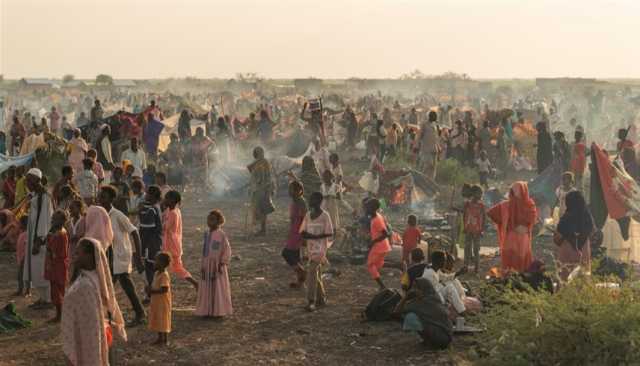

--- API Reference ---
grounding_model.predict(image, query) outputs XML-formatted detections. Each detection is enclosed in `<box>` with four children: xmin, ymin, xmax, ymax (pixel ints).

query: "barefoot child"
<box><xmin>463</xmin><ymin>185</ymin><xmax>486</xmax><ymax>273</ymax></box>
<box><xmin>366</xmin><ymin>198</ymin><xmax>391</xmax><ymax>290</ymax></box>
<box><xmin>300</xmin><ymin>192</ymin><xmax>333</xmax><ymax>312</ymax></box>
<box><xmin>195</xmin><ymin>210</ymin><xmax>233</xmax><ymax>317</ymax></box>
<box><xmin>402</xmin><ymin>214</ymin><xmax>422</xmax><ymax>269</ymax></box>
<box><xmin>14</xmin><ymin>216</ymin><xmax>28</xmax><ymax>296</ymax></box>
<box><xmin>321</xmin><ymin>170</ymin><xmax>341</xmax><ymax>234</ymax></box>
<box><xmin>45</xmin><ymin>210</ymin><xmax>69</xmax><ymax>322</ymax></box>
<box><xmin>162</xmin><ymin>190</ymin><xmax>198</xmax><ymax>289</ymax></box>
<box><xmin>282</xmin><ymin>181</ymin><xmax>307</xmax><ymax>288</ymax></box>
<box><xmin>147</xmin><ymin>252</ymin><xmax>171</xmax><ymax>346</ymax></box>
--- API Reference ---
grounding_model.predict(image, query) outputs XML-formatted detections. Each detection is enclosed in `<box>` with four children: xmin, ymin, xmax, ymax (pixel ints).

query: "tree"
<box><xmin>62</xmin><ymin>74</ymin><xmax>75</xmax><ymax>83</ymax></box>
<box><xmin>95</xmin><ymin>74</ymin><xmax>113</xmax><ymax>85</ymax></box>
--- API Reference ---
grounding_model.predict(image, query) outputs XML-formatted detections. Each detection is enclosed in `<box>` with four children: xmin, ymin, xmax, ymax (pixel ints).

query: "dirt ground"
<box><xmin>0</xmin><ymin>156</ymin><xmax>554</xmax><ymax>366</ymax></box>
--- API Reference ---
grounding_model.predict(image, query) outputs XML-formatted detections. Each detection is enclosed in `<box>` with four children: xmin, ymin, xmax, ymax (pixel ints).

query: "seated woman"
<box><xmin>395</xmin><ymin>278</ymin><xmax>453</xmax><ymax>349</ymax></box>
<box><xmin>553</xmin><ymin>190</ymin><xmax>594</xmax><ymax>281</ymax></box>
<box><xmin>0</xmin><ymin>210</ymin><xmax>20</xmax><ymax>251</ymax></box>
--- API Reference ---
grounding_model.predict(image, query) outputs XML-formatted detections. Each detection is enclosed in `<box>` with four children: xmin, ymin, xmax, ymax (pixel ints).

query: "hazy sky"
<box><xmin>1</xmin><ymin>0</ymin><xmax>639</xmax><ymax>79</ymax></box>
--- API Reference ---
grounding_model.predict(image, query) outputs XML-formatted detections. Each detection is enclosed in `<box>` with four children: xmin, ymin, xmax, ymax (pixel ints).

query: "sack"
<box><xmin>364</xmin><ymin>288</ymin><xmax>402</xmax><ymax>321</ymax></box>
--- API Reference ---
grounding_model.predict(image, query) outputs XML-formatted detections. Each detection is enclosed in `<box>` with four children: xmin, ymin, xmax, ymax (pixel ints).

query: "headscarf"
<box><xmin>557</xmin><ymin>190</ymin><xmax>594</xmax><ymax>250</ymax></box>
<box><xmin>83</xmin><ymin>237</ymin><xmax>127</xmax><ymax>341</ymax></box>
<box><xmin>507</xmin><ymin>182</ymin><xmax>537</xmax><ymax>231</ymax></box>
<box><xmin>84</xmin><ymin>206</ymin><xmax>114</xmax><ymax>249</ymax></box>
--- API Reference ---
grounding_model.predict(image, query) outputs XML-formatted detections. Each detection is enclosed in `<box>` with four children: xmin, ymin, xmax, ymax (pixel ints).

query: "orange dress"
<box><xmin>149</xmin><ymin>270</ymin><xmax>171</xmax><ymax>333</ymax></box>
<box><xmin>488</xmin><ymin>182</ymin><xmax>537</xmax><ymax>273</ymax></box>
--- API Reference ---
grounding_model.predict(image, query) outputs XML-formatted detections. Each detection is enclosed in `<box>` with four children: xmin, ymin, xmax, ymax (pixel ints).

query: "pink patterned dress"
<box><xmin>194</xmin><ymin>229</ymin><xmax>233</xmax><ymax>317</ymax></box>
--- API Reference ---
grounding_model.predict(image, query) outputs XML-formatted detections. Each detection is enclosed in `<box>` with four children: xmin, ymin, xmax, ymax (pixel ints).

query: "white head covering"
<box><xmin>82</xmin><ymin>237</ymin><xmax>127</xmax><ymax>341</ymax></box>
<box><xmin>27</xmin><ymin>168</ymin><xmax>42</xmax><ymax>179</ymax></box>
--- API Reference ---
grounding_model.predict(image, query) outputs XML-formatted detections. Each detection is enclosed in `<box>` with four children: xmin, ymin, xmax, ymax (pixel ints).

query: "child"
<box><xmin>162</xmin><ymin>190</ymin><xmax>197</xmax><ymax>289</ymax></box>
<box><xmin>366</xmin><ymin>198</ymin><xmax>391</xmax><ymax>290</ymax></box>
<box><xmin>74</xmin><ymin>158</ymin><xmax>99</xmax><ymax>205</ymax></box>
<box><xmin>14</xmin><ymin>216</ymin><xmax>28</xmax><ymax>296</ymax></box>
<box><xmin>195</xmin><ymin>210</ymin><xmax>233</xmax><ymax>317</ymax></box>
<box><xmin>282</xmin><ymin>181</ymin><xmax>307</xmax><ymax>288</ymax></box>
<box><xmin>156</xmin><ymin>172</ymin><xmax>171</xmax><ymax>199</ymax></box>
<box><xmin>556</xmin><ymin>172</ymin><xmax>576</xmax><ymax>218</ymax></box>
<box><xmin>68</xmin><ymin>199</ymin><xmax>86</xmax><ymax>255</ymax></box>
<box><xmin>401</xmin><ymin>248</ymin><xmax>428</xmax><ymax>292</ymax></box>
<box><xmin>139</xmin><ymin>185</ymin><xmax>163</xmax><ymax>293</ymax></box>
<box><xmin>421</xmin><ymin>251</ymin><xmax>471</xmax><ymax>316</ymax></box>
<box><xmin>147</xmin><ymin>252</ymin><xmax>172</xmax><ymax>346</ymax></box>
<box><xmin>321</xmin><ymin>170</ymin><xmax>341</xmax><ymax>234</ymax></box>
<box><xmin>300</xmin><ymin>192</ymin><xmax>333</xmax><ymax>312</ymax></box>
<box><xmin>476</xmin><ymin>150</ymin><xmax>492</xmax><ymax>189</ymax></box>
<box><xmin>86</xmin><ymin>149</ymin><xmax>105</xmax><ymax>184</ymax></box>
<box><xmin>402</xmin><ymin>215</ymin><xmax>422</xmax><ymax>268</ymax></box>
<box><xmin>463</xmin><ymin>185</ymin><xmax>486</xmax><ymax>273</ymax></box>
<box><xmin>44</xmin><ymin>210</ymin><xmax>69</xmax><ymax>322</ymax></box>
<box><xmin>129</xmin><ymin>179</ymin><xmax>145</xmax><ymax>225</ymax></box>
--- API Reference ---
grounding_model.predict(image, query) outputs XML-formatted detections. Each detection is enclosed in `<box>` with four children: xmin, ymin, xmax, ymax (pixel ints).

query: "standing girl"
<box><xmin>282</xmin><ymin>181</ymin><xmax>307</xmax><ymax>288</ymax></box>
<box><xmin>321</xmin><ymin>170</ymin><xmax>341</xmax><ymax>234</ymax></box>
<box><xmin>300</xmin><ymin>192</ymin><xmax>333</xmax><ymax>311</ymax></box>
<box><xmin>195</xmin><ymin>210</ymin><xmax>233</xmax><ymax>317</ymax></box>
<box><xmin>45</xmin><ymin>210</ymin><xmax>70</xmax><ymax>322</ymax></box>
<box><xmin>162</xmin><ymin>190</ymin><xmax>198</xmax><ymax>289</ymax></box>
<box><xmin>366</xmin><ymin>198</ymin><xmax>391</xmax><ymax>290</ymax></box>
<box><xmin>147</xmin><ymin>252</ymin><xmax>172</xmax><ymax>346</ymax></box>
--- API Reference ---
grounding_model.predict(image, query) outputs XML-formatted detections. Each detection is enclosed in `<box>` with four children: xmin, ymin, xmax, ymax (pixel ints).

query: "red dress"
<box><xmin>488</xmin><ymin>182</ymin><xmax>537</xmax><ymax>273</ymax></box>
<box><xmin>45</xmin><ymin>230</ymin><xmax>69</xmax><ymax>306</ymax></box>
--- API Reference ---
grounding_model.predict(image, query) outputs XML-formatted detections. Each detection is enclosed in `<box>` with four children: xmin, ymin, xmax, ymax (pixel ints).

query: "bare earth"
<box><xmin>0</xmin><ymin>189</ymin><xmax>482</xmax><ymax>366</ymax></box>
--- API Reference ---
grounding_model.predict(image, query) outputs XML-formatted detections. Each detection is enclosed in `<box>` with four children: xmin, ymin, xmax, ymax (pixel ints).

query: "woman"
<box><xmin>299</xmin><ymin>156</ymin><xmax>322</xmax><ymax>204</ymax></box>
<box><xmin>61</xmin><ymin>238</ymin><xmax>126</xmax><ymax>366</ymax></box>
<box><xmin>163</xmin><ymin>133</ymin><xmax>184</xmax><ymax>188</ymax></box>
<box><xmin>68</xmin><ymin>129</ymin><xmax>88</xmax><ymax>174</ymax></box>
<box><xmin>488</xmin><ymin>182</ymin><xmax>537</xmax><ymax>273</ymax></box>
<box><xmin>190</xmin><ymin>127</ymin><xmax>215</xmax><ymax>190</ymax></box>
<box><xmin>395</xmin><ymin>278</ymin><xmax>453</xmax><ymax>349</ymax></box>
<box><xmin>84</xmin><ymin>205</ymin><xmax>114</xmax><ymax>250</ymax></box>
<box><xmin>554</xmin><ymin>191</ymin><xmax>594</xmax><ymax>281</ymax></box>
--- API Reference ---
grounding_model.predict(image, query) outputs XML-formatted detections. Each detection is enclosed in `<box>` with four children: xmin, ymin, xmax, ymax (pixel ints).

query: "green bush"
<box><xmin>436</xmin><ymin>158</ymin><xmax>479</xmax><ymax>187</ymax></box>
<box><xmin>473</xmin><ymin>277</ymin><xmax>640</xmax><ymax>365</ymax></box>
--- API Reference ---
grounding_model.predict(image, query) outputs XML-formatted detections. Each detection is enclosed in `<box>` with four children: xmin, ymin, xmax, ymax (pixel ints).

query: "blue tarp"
<box><xmin>0</xmin><ymin>153</ymin><xmax>35</xmax><ymax>175</ymax></box>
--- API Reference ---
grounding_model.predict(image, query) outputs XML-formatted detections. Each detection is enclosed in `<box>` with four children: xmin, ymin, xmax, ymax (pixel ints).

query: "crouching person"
<box><xmin>394</xmin><ymin>278</ymin><xmax>453</xmax><ymax>349</ymax></box>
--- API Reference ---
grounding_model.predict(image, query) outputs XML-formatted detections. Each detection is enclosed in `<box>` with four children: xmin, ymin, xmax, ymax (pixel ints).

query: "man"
<box><xmin>10</xmin><ymin>115</ymin><xmax>26</xmax><ymax>156</ymax></box>
<box><xmin>52</xmin><ymin>165</ymin><xmax>78</xmax><ymax>206</ymax></box>
<box><xmin>110</xmin><ymin>166</ymin><xmax>131</xmax><ymax>213</ymax></box>
<box><xmin>24</xmin><ymin>168</ymin><xmax>54</xmax><ymax>309</ymax></box>
<box><xmin>90</xmin><ymin>99</ymin><xmax>103</xmax><ymax>123</ymax></box>
<box><xmin>99</xmin><ymin>185</ymin><xmax>146</xmax><ymax>326</ymax></box>
<box><xmin>247</xmin><ymin>147</ymin><xmax>274</xmax><ymax>236</ymax></box>
<box><xmin>75</xmin><ymin>111</ymin><xmax>89</xmax><ymax>128</ymax></box>
<box><xmin>257</xmin><ymin>110</ymin><xmax>274</xmax><ymax>144</ymax></box>
<box><xmin>418</xmin><ymin>111</ymin><xmax>440</xmax><ymax>179</ymax></box>
<box><xmin>121</xmin><ymin>137</ymin><xmax>147</xmax><ymax>173</ymax></box>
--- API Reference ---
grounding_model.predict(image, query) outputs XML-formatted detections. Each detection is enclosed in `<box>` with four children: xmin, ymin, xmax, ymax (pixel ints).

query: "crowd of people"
<box><xmin>0</xmin><ymin>82</ymin><xmax>636</xmax><ymax>362</ymax></box>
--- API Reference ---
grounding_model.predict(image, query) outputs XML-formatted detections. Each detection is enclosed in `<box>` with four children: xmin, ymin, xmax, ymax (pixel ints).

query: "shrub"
<box><xmin>436</xmin><ymin>158</ymin><xmax>479</xmax><ymax>187</ymax></box>
<box><xmin>473</xmin><ymin>277</ymin><xmax>640</xmax><ymax>365</ymax></box>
